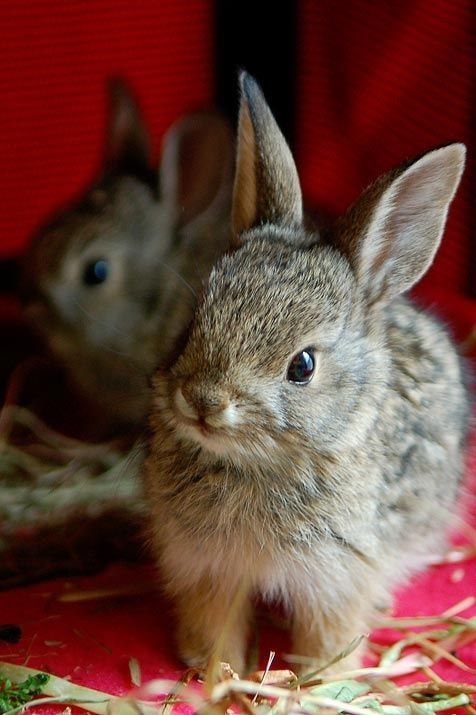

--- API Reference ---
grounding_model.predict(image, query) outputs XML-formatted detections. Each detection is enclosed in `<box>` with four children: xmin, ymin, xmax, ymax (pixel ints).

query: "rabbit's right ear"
<box><xmin>160</xmin><ymin>112</ymin><xmax>234</xmax><ymax>227</ymax></box>
<box><xmin>104</xmin><ymin>78</ymin><xmax>150</xmax><ymax>179</ymax></box>
<box><xmin>232</xmin><ymin>72</ymin><xmax>303</xmax><ymax>240</ymax></box>
<box><xmin>335</xmin><ymin>144</ymin><xmax>466</xmax><ymax>304</ymax></box>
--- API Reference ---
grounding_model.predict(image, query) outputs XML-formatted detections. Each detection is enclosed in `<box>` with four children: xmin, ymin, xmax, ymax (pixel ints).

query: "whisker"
<box><xmin>110</xmin><ymin>440</ymin><xmax>146</xmax><ymax>493</ymax></box>
<box><xmin>73</xmin><ymin>299</ymin><xmax>132</xmax><ymax>340</ymax></box>
<box><xmin>70</xmin><ymin>302</ymin><xmax>151</xmax><ymax>377</ymax></box>
<box><xmin>158</xmin><ymin>260</ymin><xmax>197</xmax><ymax>299</ymax></box>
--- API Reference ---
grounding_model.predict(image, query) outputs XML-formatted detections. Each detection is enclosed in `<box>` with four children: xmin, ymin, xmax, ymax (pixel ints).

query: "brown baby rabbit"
<box><xmin>22</xmin><ymin>80</ymin><xmax>232</xmax><ymax>435</ymax></box>
<box><xmin>144</xmin><ymin>73</ymin><xmax>470</xmax><ymax>675</ymax></box>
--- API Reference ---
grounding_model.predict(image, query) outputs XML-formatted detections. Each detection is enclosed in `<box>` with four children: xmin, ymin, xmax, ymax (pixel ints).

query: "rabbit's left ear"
<box><xmin>160</xmin><ymin>112</ymin><xmax>234</xmax><ymax>227</ymax></box>
<box><xmin>104</xmin><ymin>78</ymin><xmax>151</xmax><ymax>179</ymax></box>
<box><xmin>335</xmin><ymin>144</ymin><xmax>466</xmax><ymax>304</ymax></box>
<box><xmin>232</xmin><ymin>72</ymin><xmax>303</xmax><ymax>239</ymax></box>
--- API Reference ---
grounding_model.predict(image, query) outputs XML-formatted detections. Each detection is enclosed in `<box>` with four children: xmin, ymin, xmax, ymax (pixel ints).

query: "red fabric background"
<box><xmin>296</xmin><ymin>0</ymin><xmax>474</xmax><ymax>296</ymax></box>
<box><xmin>0</xmin><ymin>1</ymin><xmax>213</xmax><ymax>259</ymax></box>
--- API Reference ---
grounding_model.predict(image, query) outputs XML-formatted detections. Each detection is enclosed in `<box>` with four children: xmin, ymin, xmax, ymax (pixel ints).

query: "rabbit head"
<box><xmin>159</xmin><ymin>73</ymin><xmax>465</xmax><ymax>468</ymax></box>
<box><xmin>22</xmin><ymin>79</ymin><xmax>233</xmax><ymax>430</ymax></box>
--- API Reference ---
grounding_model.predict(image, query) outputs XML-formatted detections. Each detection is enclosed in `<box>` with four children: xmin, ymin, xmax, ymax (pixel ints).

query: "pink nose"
<box><xmin>181</xmin><ymin>378</ymin><xmax>230</xmax><ymax>418</ymax></box>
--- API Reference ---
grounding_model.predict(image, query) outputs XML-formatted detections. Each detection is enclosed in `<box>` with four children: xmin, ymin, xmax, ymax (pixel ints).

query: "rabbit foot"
<box><xmin>174</xmin><ymin>580</ymin><xmax>250</xmax><ymax>676</ymax></box>
<box><xmin>177</xmin><ymin>627</ymin><xmax>246</xmax><ymax>676</ymax></box>
<box><xmin>291</xmin><ymin>602</ymin><xmax>368</xmax><ymax>679</ymax></box>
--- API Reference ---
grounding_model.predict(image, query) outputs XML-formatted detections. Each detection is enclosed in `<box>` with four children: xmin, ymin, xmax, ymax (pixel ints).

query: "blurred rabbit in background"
<box><xmin>21</xmin><ymin>79</ymin><xmax>233</xmax><ymax>437</ymax></box>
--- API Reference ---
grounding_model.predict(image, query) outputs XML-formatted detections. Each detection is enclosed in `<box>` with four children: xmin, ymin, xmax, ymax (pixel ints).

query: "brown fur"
<box><xmin>143</xmin><ymin>73</ymin><xmax>470</xmax><ymax>674</ymax></box>
<box><xmin>21</xmin><ymin>80</ymin><xmax>233</xmax><ymax>434</ymax></box>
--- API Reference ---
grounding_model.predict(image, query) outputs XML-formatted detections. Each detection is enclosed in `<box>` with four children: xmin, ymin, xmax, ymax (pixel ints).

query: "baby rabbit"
<box><xmin>144</xmin><ymin>73</ymin><xmax>470</xmax><ymax>674</ymax></box>
<box><xmin>22</xmin><ymin>80</ymin><xmax>233</xmax><ymax>435</ymax></box>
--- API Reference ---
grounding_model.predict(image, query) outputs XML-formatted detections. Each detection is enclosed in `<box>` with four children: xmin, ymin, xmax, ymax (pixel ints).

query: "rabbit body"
<box><xmin>22</xmin><ymin>81</ymin><xmax>232</xmax><ymax>433</ymax></box>
<box><xmin>144</xmin><ymin>74</ymin><xmax>470</xmax><ymax>674</ymax></box>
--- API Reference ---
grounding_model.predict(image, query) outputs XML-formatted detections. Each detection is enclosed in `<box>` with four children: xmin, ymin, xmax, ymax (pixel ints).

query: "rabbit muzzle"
<box><xmin>174</xmin><ymin>379</ymin><xmax>239</xmax><ymax>432</ymax></box>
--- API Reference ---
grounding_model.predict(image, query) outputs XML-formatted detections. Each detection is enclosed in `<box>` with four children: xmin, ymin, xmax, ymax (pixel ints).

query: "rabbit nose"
<box><xmin>177</xmin><ymin>379</ymin><xmax>230</xmax><ymax>420</ymax></box>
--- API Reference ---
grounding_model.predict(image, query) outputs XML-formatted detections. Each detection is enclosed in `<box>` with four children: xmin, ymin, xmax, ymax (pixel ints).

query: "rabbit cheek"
<box><xmin>23</xmin><ymin>297</ymin><xmax>48</xmax><ymax>328</ymax></box>
<box><xmin>24</xmin><ymin>298</ymin><xmax>64</xmax><ymax>350</ymax></box>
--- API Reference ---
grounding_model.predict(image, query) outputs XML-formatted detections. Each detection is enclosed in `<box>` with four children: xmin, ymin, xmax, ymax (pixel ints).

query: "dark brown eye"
<box><xmin>287</xmin><ymin>349</ymin><xmax>315</xmax><ymax>385</ymax></box>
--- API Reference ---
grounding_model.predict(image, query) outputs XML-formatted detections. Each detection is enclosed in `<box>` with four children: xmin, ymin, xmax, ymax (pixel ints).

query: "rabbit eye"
<box><xmin>287</xmin><ymin>349</ymin><xmax>315</xmax><ymax>385</ymax></box>
<box><xmin>82</xmin><ymin>259</ymin><xmax>109</xmax><ymax>286</ymax></box>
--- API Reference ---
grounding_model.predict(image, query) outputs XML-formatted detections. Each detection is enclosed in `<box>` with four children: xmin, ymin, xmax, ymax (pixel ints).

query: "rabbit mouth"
<box><xmin>173</xmin><ymin>414</ymin><xmax>281</xmax><ymax>466</ymax></box>
<box><xmin>172</xmin><ymin>406</ymin><xmax>249</xmax><ymax>458</ymax></box>
<box><xmin>178</xmin><ymin>416</ymin><xmax>223</xmax><ymax>438</ymax></box>
<box><xmin>175</xmin><ymin>417</ymin><xmax>233</xmax><ymax>453</ymax></box>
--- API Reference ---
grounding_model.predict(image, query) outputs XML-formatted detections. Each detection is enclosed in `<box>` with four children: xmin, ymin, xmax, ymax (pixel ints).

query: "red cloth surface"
<box><xmin>296</xmin><ymin>0</ymin><xmax>475</xmax><ymax>296</ymax></box>
<box><xmin>0</xmin><ymin>1</ymin><xmax>213</xmax><ymax>259</ymax></box>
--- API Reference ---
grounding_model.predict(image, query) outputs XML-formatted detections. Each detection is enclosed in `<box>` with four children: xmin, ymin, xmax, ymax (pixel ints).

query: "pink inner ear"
<box><xmin>350</xmin><ymin>145</ymin><xmax>466</xmax><ymax>303</ymax></box>
<box><xmin>232</xmin><ymin>98</ymin><xmax>258</xmax><ymax>236</ymax></box>
<box><xmin>382</xmin><ymin>148</ymin><xmax>465</xmax><ymax>288</ymax></box>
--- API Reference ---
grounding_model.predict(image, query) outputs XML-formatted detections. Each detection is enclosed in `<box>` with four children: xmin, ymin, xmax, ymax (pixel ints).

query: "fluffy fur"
<box><xmin>22</xmin><ymin>80</ymin><xmax>233</xmax><ymax>433</ymax></box>
<box><xmin>144</xmin><ymin>73</ymin><xmax>470</xmax><ymax>674</ymax></box>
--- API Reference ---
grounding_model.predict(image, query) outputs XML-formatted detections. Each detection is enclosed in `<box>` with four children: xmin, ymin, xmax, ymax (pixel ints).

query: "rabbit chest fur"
<box><xmin>143</xmin><ymin>74</ymin><xmax>470</xmax><ymax>674</ymax></box>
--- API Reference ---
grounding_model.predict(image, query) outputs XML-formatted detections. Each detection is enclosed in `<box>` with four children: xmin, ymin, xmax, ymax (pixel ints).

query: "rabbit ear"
<box><xmin>160</xmin><ymin>112</ymin><xmax>234</xmax><ymax>227</ymax></box>
<box><xmin>232</xmin><ymin>72</ymin><xmax>303</xmax><ymax>238</ymax></box>
<box><xmin>104</xmin><ymin>78</ymin><xmax>151</xmax><ymax>179</ymax></box>
<box><xmin>335</xmin><ymin>144</ymin><xmax>466</xmax><ymax>304</ymax></box>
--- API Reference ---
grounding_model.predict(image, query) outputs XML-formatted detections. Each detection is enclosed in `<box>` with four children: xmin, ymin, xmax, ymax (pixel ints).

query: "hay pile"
<box><xmin>0</xmin><ymin>401</ymin><xmax>146</xmax><ymax>589</ymax></box>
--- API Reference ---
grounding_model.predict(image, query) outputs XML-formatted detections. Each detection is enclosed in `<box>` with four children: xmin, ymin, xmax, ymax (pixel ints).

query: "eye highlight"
<box><xmin>82</xmin><ymin>259</ymin><xmax>109</xmax><ymax>286</ymax></box>
<box><xmin>287</xmin><ymin>349</ymin><xmax>315</xmax><ymax>385</ymax></box>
